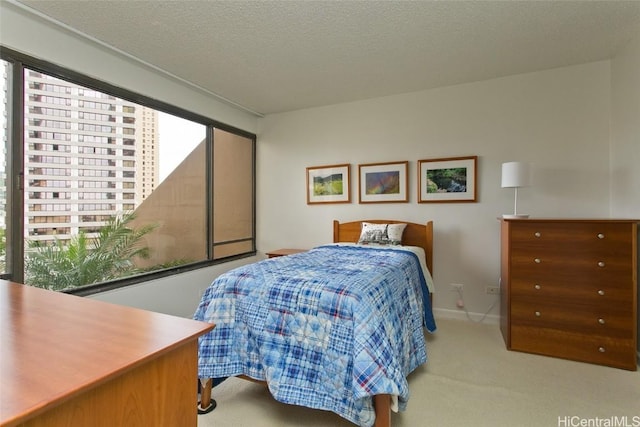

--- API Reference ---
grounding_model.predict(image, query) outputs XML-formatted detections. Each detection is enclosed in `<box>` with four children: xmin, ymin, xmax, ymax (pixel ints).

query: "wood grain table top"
<box><xmin>0</xmin><ymin>279</ymin><xmax>214</xmax><ymax>426</ymax></box>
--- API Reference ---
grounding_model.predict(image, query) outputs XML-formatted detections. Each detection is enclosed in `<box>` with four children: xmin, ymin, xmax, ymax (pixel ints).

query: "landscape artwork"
<box><xmin>365</xmin><ymin>171</ymin><xmax>400</xmax><ymax>195</ymax></box>
<box><xmin>358</xmin><ymin>161</ymin><xmax>408</xmax><ymax>203</ymax></box>
<box><xmin>306</xmin><ymin>164</ymin><xmax>351</xmax><ymax>204</ymax></box>
<box><xmin>418</xmin><ymin>156</ymin><xmax>477</xmax><ymax>203</ymax></box>
<box><xmin>426</xmin><ymin>167</ymin><xmax>467</xmax><ymax>194</ymax></box>
<box><xmin>314</xmin><ymin>172</ymin><xmax>344</xmax><ymax>196</ymax></box>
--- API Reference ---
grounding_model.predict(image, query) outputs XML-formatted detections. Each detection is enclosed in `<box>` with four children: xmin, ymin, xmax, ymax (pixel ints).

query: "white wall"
<box><xmin>257</xmin><ymin>61</ymin><xmax>613</xmax><ymax>321</ymax></box>
<box><xmin>610</xmin><ymin>30</ymin><xmax>640</xmax><ymax>218</ymax></box>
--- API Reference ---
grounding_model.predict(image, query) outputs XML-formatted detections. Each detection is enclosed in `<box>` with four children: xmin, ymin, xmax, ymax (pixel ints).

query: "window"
<box><xmin>0</xmin><ymin>59</ymin><xmax>8</xmax><ymax>277</ymax></box>
<box><xmin>213</xmin><ymin>128</ymin><xmax>254</xmax><ymax>259</ymax></box>
<box><xmin>0</xmin><ymin>48</ymin><xmax>256</xmax><ymax>293</ymax></box>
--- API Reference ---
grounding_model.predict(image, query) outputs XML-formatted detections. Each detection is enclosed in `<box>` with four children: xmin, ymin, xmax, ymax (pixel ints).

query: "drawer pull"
<box><xmin>598</xmin><ymin>347</ymin><xmax>606</xmax><ymax>353</ymax></box>
<box><xmin>534</xmin><ymin>311</ymin><xmax>541</xmax><ymax>317</ymax></box>
<box><xmin>597</xmin><ymin>261</ymin><xmax>605</xmax><ymax>267</ymax></box>
<box><xmin>534</xmin><ymin>284</ymin><xmax>541</xmax><ymax>290</ymax></box>
<box><xmin>597</xmin><ymin>233</ymin><xmax>605</xmax><ymax>239</ymax></box>
<box><xmin>534</xmin><ymin>232</ymin><xmax>541</xmax><ymax>238</ymax></box>
<box><xmin>534</xmin><ymin>258</ymin><xmax>541</xmax><ymax>264</ymax></box>
<box><xmin>598</xmin><ymin>318</ymin><xmax>605</xmax><ymax>325</ymax></box>
<box><xmin>597</xmin><ymin>289</ymin><xmax>605</xmax><ymax>296</ymax></box>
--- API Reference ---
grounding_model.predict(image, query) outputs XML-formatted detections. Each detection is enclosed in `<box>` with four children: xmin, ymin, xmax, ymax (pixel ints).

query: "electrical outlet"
<box><xmin>486</xmin><ymin>286</ymin><xmax>500</xmax><ymax>295</ymax></box>
<box><xmin>450</xmin><ymin>283</ymin><xmax>464</xmax><ymax>292</ymax></box>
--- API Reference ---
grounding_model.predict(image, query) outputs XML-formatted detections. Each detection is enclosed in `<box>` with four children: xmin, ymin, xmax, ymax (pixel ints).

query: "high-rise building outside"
<box><xmin>135</xmin><ymin>106</ymin><xmax>159</xmax><ymax>204</ymax></box>
<box><xmin>23</xmin><ymin>70</ymin><xmax>158</xmax><ymax>244</ymax></box>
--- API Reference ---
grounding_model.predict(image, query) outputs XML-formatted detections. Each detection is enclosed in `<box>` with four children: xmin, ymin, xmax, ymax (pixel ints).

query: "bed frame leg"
<box><xmin>373</xmin><ymin>394</ymin><xmax>391</xmax><ymax>427</ymax></box>
<box><xmin>197</xmin><ymin>378</ymin><xmax>216</xmax><ymax>414</ymax></box>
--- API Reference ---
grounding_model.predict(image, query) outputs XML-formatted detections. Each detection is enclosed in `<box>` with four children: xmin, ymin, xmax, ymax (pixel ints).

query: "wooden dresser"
<box><xmin>1</xmin><ymin>280</ymin><xmax>214</xmax><ymax>426</ymax></box>
<box><xmin>500</xmin><ymin>219</ymin><xmax>638</xmax><ymax>370</ymax></box>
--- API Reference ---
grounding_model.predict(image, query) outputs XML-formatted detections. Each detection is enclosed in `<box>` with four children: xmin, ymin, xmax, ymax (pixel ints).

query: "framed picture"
<box><xmin>418</xmin><ymin>156</ymin><xmax>477</xmax><ymax>203</ymax></box>
<box><xmin>306</xmin><ymin>163</ymin><xmax>351</xmax><ymax>204</ymax></box>
<box><xmin>358</xmin><ymin>161</ymin><xmax>408</xmax><ymax>203</ymax></box>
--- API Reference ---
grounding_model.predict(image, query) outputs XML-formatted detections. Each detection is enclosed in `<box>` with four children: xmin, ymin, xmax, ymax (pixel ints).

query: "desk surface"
<box><xmin>0</xmin><ymin>280</ymin><xmax>214</xmax><ymax>426</ymax></box>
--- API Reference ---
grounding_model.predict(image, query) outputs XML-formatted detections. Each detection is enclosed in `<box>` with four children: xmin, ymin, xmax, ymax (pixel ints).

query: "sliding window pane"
<box><xmin>0</xmin><ymin>60</ymin><xmax>9</xmax><ymax>276</ymax></box>
<box><xmin>213</xmin><ymin>128</ymin><xmax>254</xmax><ymax>259</ymax></box>
<box><xmin>131</xmin><ymin>113</ymin><xmax>207</xmax><ymax>270</ymax></box>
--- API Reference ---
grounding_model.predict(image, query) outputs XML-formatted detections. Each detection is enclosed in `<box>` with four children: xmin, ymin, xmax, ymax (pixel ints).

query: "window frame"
<box><xmin>0</xmin><ymin>46</ymin><xmax>257</xmax><ymax>296</ymax></box>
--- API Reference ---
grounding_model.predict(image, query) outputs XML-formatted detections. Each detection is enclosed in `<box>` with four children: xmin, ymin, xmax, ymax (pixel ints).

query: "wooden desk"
<box><xmin>0</xmin><ymin>280</ymin><xmax>214</xmax><ymax>427</ymax></box>
<box><xmin>265</xmin><ymin>248</ymin><xmax>307</xmax><ymax>258</ymax></box>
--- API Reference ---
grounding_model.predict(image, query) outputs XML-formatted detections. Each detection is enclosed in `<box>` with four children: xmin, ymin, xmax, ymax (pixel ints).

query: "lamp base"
<box><xmin>502</xmin><ymin>214</ymin><xmax>530</xmax><ymax>219</ymax></box>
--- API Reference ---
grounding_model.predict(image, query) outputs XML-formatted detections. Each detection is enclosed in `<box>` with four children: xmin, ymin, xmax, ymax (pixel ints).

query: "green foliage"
<box><xmin>313</xmin><ymin>180</ymin><xmax>343</xmax><ymax>196</ymax></box>
<box><xmin>24</xmin><ymin>212</ymin><xmax>158</xmax><ymax>291</ymax></box>
<box><xmin>426</xmin><ymin>168</ymin><xmax>467</xmax><ymax>193</ymax></box>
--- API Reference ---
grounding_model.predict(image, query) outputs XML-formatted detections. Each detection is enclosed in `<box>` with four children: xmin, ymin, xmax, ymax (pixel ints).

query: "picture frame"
<box><xmin>418</xmin><ymin>156</ymin><xmax>477</xmax><ymax>203</ymax></box>
<box><xmin>306</xmin><ymin>163</ymin><xmax>351</xmax><ymax>204</ymax></box>
<box><xmin>358</xmin><ymin>161</ymin><xmax>408</xmax><ymax>203</ymax></box>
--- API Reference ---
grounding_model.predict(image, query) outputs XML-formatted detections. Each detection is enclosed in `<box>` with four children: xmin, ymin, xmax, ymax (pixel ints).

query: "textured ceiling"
<box><xmin>14</xmin><ymin>0</ymin><xmax>640</xmax><ymax>115</ymax></box>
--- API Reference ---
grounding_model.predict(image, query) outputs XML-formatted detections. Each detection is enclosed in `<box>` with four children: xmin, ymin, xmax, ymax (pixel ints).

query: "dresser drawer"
<box><xmin>510</xmin><ymin>275</ymin><xmax>634</xmax><ymax>302</ymax></box>
<box><xmin>510</xmin><ymin>325</ymin><xmax>637</xmax><ymax>370</ymax></box>
<box><xmin>510</xmin><ymin>297</ymin><xmax>634</xmax><ymax>338</ymax></box>
<box><xmin>509</xmin><ymin>254</ymin><xmax>633</xmax><ymax>290</ymax></box>
<box><xmin>510</xmin><ymin>222</ymin><xmax>633</xmax><ymax>252</ymax></box>
<box><xmin>510</xmin><ymin>247</ymin><xmax>632</xmax><ymax>272</ymax></box>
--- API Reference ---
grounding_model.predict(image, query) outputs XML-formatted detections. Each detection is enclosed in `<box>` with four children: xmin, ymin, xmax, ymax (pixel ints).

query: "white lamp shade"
<box><xmin>501</xmin><ymin>162</ymin><xmax>531</xmax><ymax>188</ymax></box>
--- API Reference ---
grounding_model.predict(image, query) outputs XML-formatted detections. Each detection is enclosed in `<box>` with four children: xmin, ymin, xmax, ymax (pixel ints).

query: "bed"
<box><xmin>194</xmin><ymin>219</ymin><xmax>436</xmax><ymax>427</ymax></box>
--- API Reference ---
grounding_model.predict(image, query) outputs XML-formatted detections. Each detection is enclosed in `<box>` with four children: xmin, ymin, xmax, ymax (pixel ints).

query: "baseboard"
<box><xmin>433</xmin><ymin>308</ymin><xmax>500</xmax><ymax>325</ymax></box>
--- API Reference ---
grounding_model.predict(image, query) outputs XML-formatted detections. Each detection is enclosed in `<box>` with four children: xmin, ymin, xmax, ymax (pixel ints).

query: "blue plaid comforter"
<box><xmin>194</xmin><ymin>245</ymin><xmax>436</xmax><ymax>427</ymax></box>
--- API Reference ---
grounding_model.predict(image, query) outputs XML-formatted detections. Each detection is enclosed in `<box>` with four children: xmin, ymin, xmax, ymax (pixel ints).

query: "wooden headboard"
<box><xmin>332</xmin><ymin>219</ymin><xmax>433</xmax><ymax>274</ymax></box>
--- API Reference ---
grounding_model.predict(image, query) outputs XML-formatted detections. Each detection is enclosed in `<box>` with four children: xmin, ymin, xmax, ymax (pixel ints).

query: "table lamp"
<box><xmin>501</xmin><ymin>161</ymin><xmax>531</xmax><ymax>218</ymax></box>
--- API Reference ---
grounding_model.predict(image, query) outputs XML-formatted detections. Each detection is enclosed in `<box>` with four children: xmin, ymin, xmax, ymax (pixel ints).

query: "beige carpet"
<box><xmin>197</xmin><ymin>318</ymin><xmax>640</xmax><ymax>427</ymax></box>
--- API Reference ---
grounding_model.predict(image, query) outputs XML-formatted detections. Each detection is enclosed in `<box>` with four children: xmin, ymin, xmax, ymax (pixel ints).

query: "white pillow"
<box><xmin>386</xmin><ymin>223</ymin><xmax>407</xmax><ymax>245</ymax></box>
<box><xmin>358</xmin><ymin>222</ymin><xmax>406</xmax><ymax>245</ymax></box>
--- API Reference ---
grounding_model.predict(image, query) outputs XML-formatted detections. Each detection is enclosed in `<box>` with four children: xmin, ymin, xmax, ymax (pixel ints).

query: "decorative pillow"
<box><xmin>386</xmin><ymin>223</ymin><xmax>407</xmax><ymax>245</ymax></box>
<box><xmin>358</xmin><ymin>222</ymin><xmax>388</xmax><ymax>245</ymax></box>
<box><xmin>358</xmin><ymin>222</ymin><xmax>406</xmax><ymax>245</ymax></box>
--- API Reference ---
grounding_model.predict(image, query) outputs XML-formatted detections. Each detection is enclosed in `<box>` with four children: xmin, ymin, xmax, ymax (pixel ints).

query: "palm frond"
<box><xmin>25</xmin><ymin>212</ymin><xmax>159</xmax><ymax>290</ymax></box>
